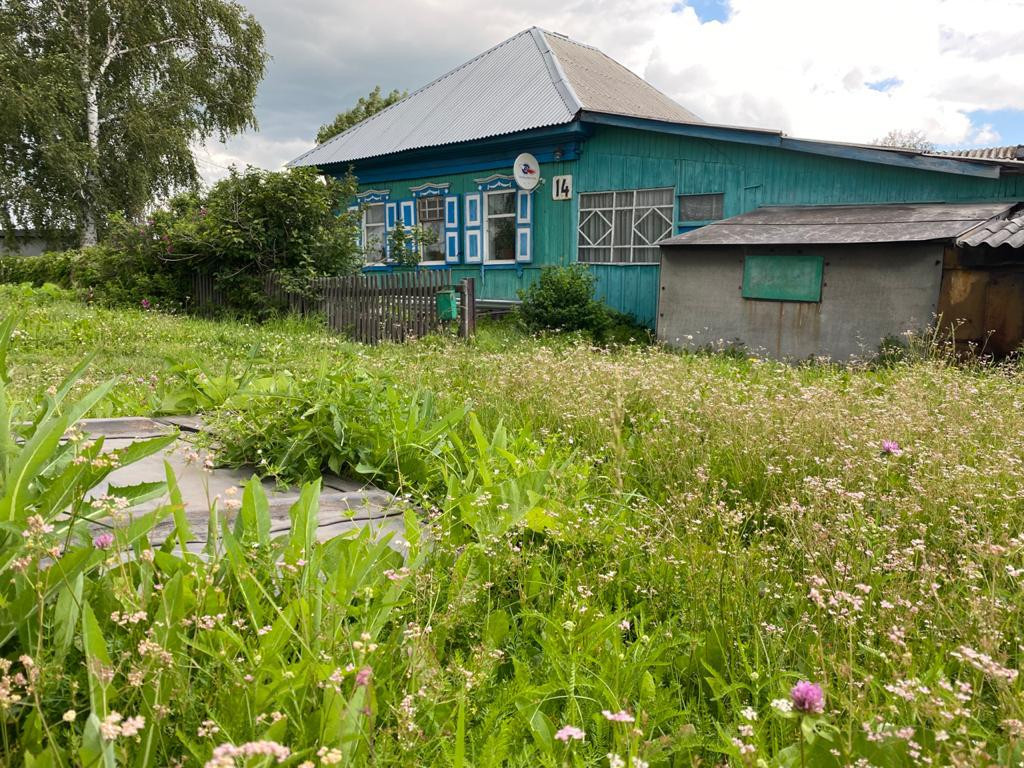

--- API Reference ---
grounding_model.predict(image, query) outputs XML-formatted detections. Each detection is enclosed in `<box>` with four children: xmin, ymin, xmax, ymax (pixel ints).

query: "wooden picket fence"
<box><xmin>191</xmin><ymin>270</ymin><xmax>475</xmax><ymax>344</ymax></box>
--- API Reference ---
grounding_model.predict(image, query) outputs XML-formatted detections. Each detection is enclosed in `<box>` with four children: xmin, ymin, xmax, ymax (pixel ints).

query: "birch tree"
<box><xmin>0</xmin><ymin>0</ymin><xmax>266</xmax><ymax>246</ymax></box>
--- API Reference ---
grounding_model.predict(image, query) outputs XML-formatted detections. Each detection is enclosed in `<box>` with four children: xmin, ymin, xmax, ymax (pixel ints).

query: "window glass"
<box><xmin>485</xmin><ymin>190</ymin><xmax>516</xmax><ymax>261</ymax></box>
<box><xmin>365</xmin><ymin>204</ymin><xmax>385</xmax><ymax>225</ymax></box>
<box><xmin>578</xmin><ymin>188</ymin><xmax>673</xmax><ymax>264</ymax></box>
<box><xmin>679</xmin><ymin>193</ymin><xmax>724</xmax><ymax>221</ymax></box>
<box><xmin>417</xmin><ymin>196</ymin><xmax>445</xmax><ymax>261</ymax></box>
<box><xmin>487</xmin><ymin>191</ymin><xmax>515</xmax><ymax>216</ymax></box>
<box><xmin>363</xmin><ymin>203</ymin><xmax>386</xmax><ymax>263</ymax></box>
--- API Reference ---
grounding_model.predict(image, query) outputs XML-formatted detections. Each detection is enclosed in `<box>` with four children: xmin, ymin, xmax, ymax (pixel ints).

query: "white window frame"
<box><xmin>577</xmin><ymin>187</ymin><xmax>674</xmax><ymax>265</ymax></box>
<box><xmin>362</xmin><ymin>203</ymin><xmax>387</xmax><ymax>264</ymax></box>
<box><xmin>483</xmin><ymin>189</ymin><xmax>517</xmax><ymax>263</ymax></box>
<box><xmin>416</xmin><ymin>196</ymin><xmax>446</xmax><ymax>265</ymax></box>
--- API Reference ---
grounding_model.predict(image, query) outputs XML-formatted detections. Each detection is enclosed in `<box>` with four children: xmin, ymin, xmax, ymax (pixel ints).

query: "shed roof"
<box><xmin>659</xmin><ymin>202</ymin><xmax>1022</xmax><ymax>247</ymax></box>
<box><xmin>289</xmin><ymin>28</ymin><xmax>701</xmax><ymax>169</ymax></box>
<box><xmin>957</xmin><ymin>207</ymin><xmax>1024</xmax><ymax>248</ymax></box>
<box><xmin>934</xmin><ymin>145</ymin><xmax>1024</xmax><ymax>164</ymax></box>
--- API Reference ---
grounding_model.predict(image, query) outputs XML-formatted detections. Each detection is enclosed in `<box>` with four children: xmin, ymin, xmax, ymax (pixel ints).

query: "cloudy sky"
<box><xmin>195</xmin><ymin>0</ymin><xmax>1024</xmax><ymax>183</ymax></box>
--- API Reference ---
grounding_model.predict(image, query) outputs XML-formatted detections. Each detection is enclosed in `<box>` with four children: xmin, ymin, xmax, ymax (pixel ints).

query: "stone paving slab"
<box><xmin>156</xmin><ymin>414</ymin><xmax>205</xmax><ymax>432</ymax></box>
<box><xmin>80</xmin><ymin>418</ymin><xmax>408</xmax><ymax>551</ymax></box>
<box><xmin>77</xmin><ymin>416</ymin><xmax>176</xmax><ymax>439</ymax></box>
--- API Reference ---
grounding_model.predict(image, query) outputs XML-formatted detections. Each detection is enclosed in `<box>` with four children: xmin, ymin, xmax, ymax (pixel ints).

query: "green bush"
<box><xmin>0</xmin><ymin>167</ymin><xmax>363</xmax><ymax>317</ymax></box>
<box><xmin>517</xmin><ymin>264</ymin><xmax>649</xmax><ymax>343</ymax></box>
<box><xmin>517</xmin><ymin>264</ymin><xmax>612</xmax><ymax>338</ymax></box>
<box><xmin>0</xmin><ymin>245</ymin><xmax>188</xmax><ymax>310</ymax></box>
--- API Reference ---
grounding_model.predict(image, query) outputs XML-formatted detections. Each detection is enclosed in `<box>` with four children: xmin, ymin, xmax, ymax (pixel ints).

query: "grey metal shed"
<box><xmin>657</xmin><ymin>202</ymin><xmax>1024</xmax><ymax>360</ymax></box>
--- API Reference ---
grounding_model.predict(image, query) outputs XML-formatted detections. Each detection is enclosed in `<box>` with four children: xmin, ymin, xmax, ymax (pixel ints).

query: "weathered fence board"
<box><xmin>191</xmin><ymin>270</ymin><xmax>474</xmax><ymax>344</ymax></box>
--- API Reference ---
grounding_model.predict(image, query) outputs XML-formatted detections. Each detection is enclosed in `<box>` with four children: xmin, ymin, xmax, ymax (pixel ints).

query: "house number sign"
<box><xmin>552</xmin><ymin>175</ymin><xmax>572</xmax><ymax>200</ymax></box>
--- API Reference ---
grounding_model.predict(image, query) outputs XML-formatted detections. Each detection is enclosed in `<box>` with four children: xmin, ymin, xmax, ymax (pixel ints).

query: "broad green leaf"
<box><xmin>104</xmin><ymin>480</ymin><xmax>167</xmax><ymax>508</ymax></box>
<box><xmin>163</xmin><ymin>460</ymin><xmax>191</xmax><ymax>554</ymax></box>
<box><xmin>238</xmin><ymin>474</ymin><xmax>270</xmax><ymax>545</ymax></box>
<box><xmin>0</xmin><ymin>313</ymin><xmax>18</xmax><ymax>385</ymax></box>
<box><xmin>82</xmin><ymin>601</ymin><xmax>112</xmax><ymax>715</ymax></box>
<box><xmin>286</xmin><ymin>479</ymin><xmax>320</xmax><ymax>565</ymax></box>
<box><xmin>107</xmin><ymin>432</ymin><xmax>178</xmax><ymax>470</ymax></box>
<box><xmin>53</xmin><ymin>572</ymin><xmax>84</xmax><ymax>655</ymax></box>
<box><xmin>484</xmin><ymin>609</ymin><xmax>511</xmax><ymax>648</ymax></box>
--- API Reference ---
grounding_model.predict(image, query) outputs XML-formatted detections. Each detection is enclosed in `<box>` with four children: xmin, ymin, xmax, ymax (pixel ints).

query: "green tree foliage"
<box><xmin>161</xmin><ymin>166</ymin><xmax>364</xmax><ymax>306</ymax></box>
<box><xmin>0</xmin><ymin>0</ymin><xmax>267</xmax><ymax>246</ymax></box>
<box><xmin>316</xmin><ymin>86</ymin><xmax>407</xmax><ymax>145</ymax></box>
<box><xmin>0</xmin><ymin>167</ymin><xmax>362</xmax><ymax>315</ymax></box>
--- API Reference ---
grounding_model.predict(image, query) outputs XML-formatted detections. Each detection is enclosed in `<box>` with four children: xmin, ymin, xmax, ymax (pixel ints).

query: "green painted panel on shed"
<box><xmin>742</xmin><ymin>254</ymin><xmax>823</xmax><ymax>302</ymax></box>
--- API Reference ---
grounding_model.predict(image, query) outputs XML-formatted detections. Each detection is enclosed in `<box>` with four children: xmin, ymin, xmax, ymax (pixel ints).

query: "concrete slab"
<box><xmin>156</xmin><ymin>414</ymin><xmax>205</xmax><ymax>432</ymax></box>
<box><xmin>79</xmin><ymin>417</ymin><xmax>175</xmax><ymax>439</ymax></box>
<box><xmin>80</xmin><ymin>418</ymin><xmax>408</xmax><ymax>551</ymax></box>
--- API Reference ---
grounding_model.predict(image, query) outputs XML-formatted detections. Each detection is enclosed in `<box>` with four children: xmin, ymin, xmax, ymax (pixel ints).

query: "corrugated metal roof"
<box><xmin>660</xmin><ymin>203</ymin><xmax>1019</xmax><ymax>247</ymax></box>
<box><xmin>289</xmin><ymin>27</ymin><xmax>703</xmax><ymax>168</ymax></box>
<box><xmin>542</xmin><ymin>32</ymin><xmax>702</xmax><ymax>124</ymax></box>
<box><xmin>934</xmin><ymin>145</ymin><xmax>1024</xmax><ymax>163</ymax></box>
<box><xmin>289</xmin><ymin>30</ymin><xmax>575</xmax><ymax>168</ymax></box>
<box><xmin>957</xmin><ymin>207</ymin><xmax>1024</xmax><ymax>248</ymax></box>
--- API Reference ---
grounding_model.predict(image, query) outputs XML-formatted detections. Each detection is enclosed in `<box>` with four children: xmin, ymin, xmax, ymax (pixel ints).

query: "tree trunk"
<box><xmin>81</xmin><ymin>79</ymin><xmax>100</xmax><ymax>247</ymax></box>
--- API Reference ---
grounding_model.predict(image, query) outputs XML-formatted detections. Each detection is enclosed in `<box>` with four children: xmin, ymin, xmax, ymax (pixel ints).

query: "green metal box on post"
<box><xmin>436</xmin><ymin>288</ymin><xmax>458</xmax><ymax>321</ymax></box>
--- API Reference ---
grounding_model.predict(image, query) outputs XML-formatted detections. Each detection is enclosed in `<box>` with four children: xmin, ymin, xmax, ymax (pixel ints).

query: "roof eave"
<box><xmin>579</xmin><ymin>110</ymin><xmax>783</xmax><ymax>146</ymax></box>
<box><xmin>298</xmin><ymin>121</ymin><xmax>592</xmax><ymax>181</ymax></box>
<box><xmin>781</xmin><ymin>137</ymin><xmax>1001</xmax><ymax>179</ymax></box>
<box><xmin>580</xmin><ymin>111</ymin><xmax>1004</xmax><ymax>179</ymax></box>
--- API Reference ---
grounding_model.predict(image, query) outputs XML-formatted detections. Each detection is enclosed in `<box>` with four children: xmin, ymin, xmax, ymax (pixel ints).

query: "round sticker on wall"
<box><xmin>513</xmin><ymin>153</ymin><xmax>540</xmax><ymax>190</ymax></box>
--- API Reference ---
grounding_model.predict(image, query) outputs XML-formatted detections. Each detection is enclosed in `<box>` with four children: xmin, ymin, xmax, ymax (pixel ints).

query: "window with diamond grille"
<box><xmin>577</xmin><ymin>188</ymin><xmax>673</xmax><ymax>264</ymax></box>
<box><xmin>678</xmin><ymin>193</ymin><xmax>724</xmax><ymax>222</ymax></box>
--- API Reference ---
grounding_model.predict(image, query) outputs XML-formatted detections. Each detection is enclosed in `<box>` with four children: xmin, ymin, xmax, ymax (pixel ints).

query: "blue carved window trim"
<box><xmin>409</xmin><ymin>182</ymin><xmax>450</xmax><ymax>199</ymax></box>
<box><xmin>356</xmin><ymin>189</ymin><xmax>391</xmax><ymax>204</ymax></box>
<box><xmin>474</xmin><ymin>174</ymin><xmax>515</xmax><ymax>192</ymax></box>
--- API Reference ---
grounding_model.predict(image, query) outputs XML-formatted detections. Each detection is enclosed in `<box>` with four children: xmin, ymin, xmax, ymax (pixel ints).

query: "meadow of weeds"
<box><xmin>2</xmin><ymin>285</ymin><xmax>1024</xmax><ymax>767</ymax></box>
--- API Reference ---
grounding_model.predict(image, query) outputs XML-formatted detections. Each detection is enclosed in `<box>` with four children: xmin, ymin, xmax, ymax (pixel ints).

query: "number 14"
<box><xmin>552</xmin><ymin>175</ymin><xmax>572</xmax><ymax>201</ymax></box>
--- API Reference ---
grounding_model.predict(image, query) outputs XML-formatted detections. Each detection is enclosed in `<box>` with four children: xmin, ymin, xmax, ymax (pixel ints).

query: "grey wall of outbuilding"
<box><xmin>657</xmin><ymin>243</ymin><xmax>945</xmax><ymax>360</ymax></box>
<box><xmin>1</xmin><ymin>232</ymin><xmax>66</xmax><ymax>256</ymax></box>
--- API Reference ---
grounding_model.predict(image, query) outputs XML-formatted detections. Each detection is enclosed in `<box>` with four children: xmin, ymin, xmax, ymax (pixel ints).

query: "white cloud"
<box><xmin>194</xmin><ymin>135</ymin><xmax>311</xmax><ymax>185</ymax></box>
<box><xmin>971</xmin><ymin>124</ymin><xmax>1002</xmax><ymax>145</ymax></box>
<box><xmin>200</xmin><ymin>0</ymin><xmax>1024</xmax><ymax>182</ymax></box>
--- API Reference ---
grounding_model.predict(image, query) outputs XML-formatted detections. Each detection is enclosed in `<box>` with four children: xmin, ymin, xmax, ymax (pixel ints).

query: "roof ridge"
<box><xmin>296</xmin><ymin>28</ymin><xmax>539</xmax><ymax>161</ymax></box>
<box><xmin>540</xmin><ymin>29</ymin><xmax>704</xmax><ymax>124</ymax></box>
<box><xmin>535</xmin><ymin>27</ymin><xmax>602</xmax><ymax>51</ymax></box>
<box><xmin>530</xmin><ymin>28</ymin><xmax>582</xmax><ymax>115</ymax></box>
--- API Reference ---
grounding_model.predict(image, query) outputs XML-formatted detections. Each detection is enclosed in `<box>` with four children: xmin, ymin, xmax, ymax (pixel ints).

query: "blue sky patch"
<box><xmin>866</xmin><ymin>77</ymin><xmax>902</xmax><ymax>92</ymax></box>
<box><xmin>948</xmin><ymin>108</ymin><xmax>1024</xmax><ymax>148</ymax></box>
<box><xmin>672</xmin><ymin>0</ymin><xmax>731</xmax><ymax>23</ymax></box>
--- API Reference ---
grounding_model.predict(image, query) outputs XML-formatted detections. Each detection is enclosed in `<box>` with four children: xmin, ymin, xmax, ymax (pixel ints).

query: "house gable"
<box><xmin>288</xmin><ymin>27</ymin><xmax>703</xmax><ymax>172</ymax></box>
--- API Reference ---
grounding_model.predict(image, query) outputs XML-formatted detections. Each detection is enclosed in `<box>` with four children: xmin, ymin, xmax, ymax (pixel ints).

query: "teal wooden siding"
<box><xmin>575</xmin><ymin>126</ymin><xmax>1024</xmax><ymax>327</ymax></box>
<box><xmin>587</xmin><ymin>265</ymin><xmax>661</xmax><ymax>327</ymax></box>
<box><xmin>352</xmin><ymin>125</ymin><xmax>1024</xmax><ymax>328</ymax></box>
<box><xmin>355</xmin><ymin>161</ymin><xmax>576</xmax><ymax>252</ymax></box>
<box><xmin>580</xmin><ymin>126</ymin><xmax>1024</xmax><ymax>207</ymax></box>
<box><xmin>352</xmin><ymin>160</ymin><xmax>576</xmax><ymax>305</ymax></box>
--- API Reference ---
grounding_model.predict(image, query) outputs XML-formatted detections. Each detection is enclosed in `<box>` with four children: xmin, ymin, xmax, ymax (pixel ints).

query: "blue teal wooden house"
<box><xmin>289</xmin><ymin>28</ymin><xmax>1024</xmax><ymax>328</ymax></box>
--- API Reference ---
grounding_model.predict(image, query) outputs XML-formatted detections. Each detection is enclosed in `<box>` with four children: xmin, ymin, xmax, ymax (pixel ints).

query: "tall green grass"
<box><xmin>2</xmin><ymin>286</ymin><xmax>1024</xmax><ymax>766</ymax></box>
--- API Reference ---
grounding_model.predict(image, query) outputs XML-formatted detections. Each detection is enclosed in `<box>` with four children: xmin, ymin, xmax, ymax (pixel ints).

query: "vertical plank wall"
<box><xmin>349</xmin><ymin>126</ymin><xmax>1024</xmax><ymax>329</ymax></box>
